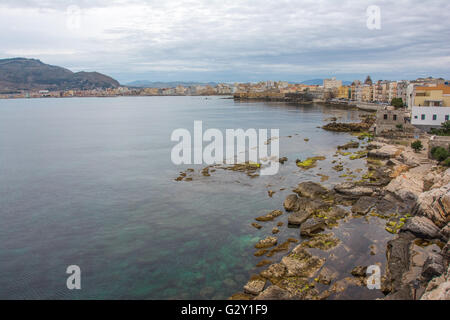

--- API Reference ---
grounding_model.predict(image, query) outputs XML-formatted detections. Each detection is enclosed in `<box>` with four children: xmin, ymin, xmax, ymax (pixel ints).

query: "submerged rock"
<box><xmin>255</xmin><ymin>210</ymin><xmax>283</xmax><ymax>222</ymax></box>
<box><xmin>255</xmin><ymin>236</ymin><xmax>278</xmax><ymax>249</ymax></box>
<box><xmin>337</xmin><ymin>141</ymin><xmax>360</xmax><ymax>150</ymax></box>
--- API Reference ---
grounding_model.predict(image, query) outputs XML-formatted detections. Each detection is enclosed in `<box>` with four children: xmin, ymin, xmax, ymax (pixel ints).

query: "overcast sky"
<box><xmin>0</xmin><ymin>0</ymin><xmax>449</xmax><ymax>84</ymax></box>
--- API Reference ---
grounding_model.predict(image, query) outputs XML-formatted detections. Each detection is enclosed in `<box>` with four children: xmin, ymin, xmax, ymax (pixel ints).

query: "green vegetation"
<box><xmin>411</xmin><ymin>140</ymin><xmax>423</xmax><ymax>153</ymax></box>
<box><xmin>430</xmin><ymin>146</ymin><xmax>450</xmax><ymax>166</ymax></box>
<box><xmin>391</xmin><ymin>98</ymin><xmax>404</xmax><ymax>108</ymax></box>
<box><xmin>430</xmin><ymin>121</ymin><xmax>450</xmax><ymax>136</ymax></box>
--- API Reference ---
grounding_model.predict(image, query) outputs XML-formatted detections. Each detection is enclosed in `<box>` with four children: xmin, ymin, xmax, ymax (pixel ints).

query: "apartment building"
<box><xmin>411</xmin><ymin>85</ymin><xmax>450</xmax><ymax>128</ymax></box>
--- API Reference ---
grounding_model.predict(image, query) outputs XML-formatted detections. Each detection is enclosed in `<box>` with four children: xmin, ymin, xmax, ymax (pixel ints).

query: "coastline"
<box><xmin>228</xmin><ymin>116</ymin><xmax>449</xmax><ymax>300</ymax></box>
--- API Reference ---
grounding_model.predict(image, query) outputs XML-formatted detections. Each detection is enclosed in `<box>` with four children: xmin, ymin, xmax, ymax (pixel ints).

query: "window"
<box><xmin>433</xmin><ymin>114</ymin><xmax>437</xmax><ymax>121</ymax></box>
<box><xmin>446</xmin><ymin>115</ymin><xmax>449</xmax><ymax>121</ymax></box>
<box><xmin>421</xmin><ymin>114</ymin><xmax>426</xmax><ymax>120</ymax></box>
<box><xmin>383</xmin><ymin>114</ymin><xmax>388</xmax><ymax>120</ymax></box>
<box><xmin>393</xmin><ymin>115</ymin><xmax>397</xmax><ymax>121</ymax></box>
<box><xmin>414</xmin><ymin>116</ymin><xmax>418</xmax><ymax>119</ymax></box>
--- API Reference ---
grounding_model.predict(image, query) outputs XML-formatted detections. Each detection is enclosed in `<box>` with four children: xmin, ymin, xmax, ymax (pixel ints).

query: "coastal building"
<box><xmin>337</xmin><ymin>86</ymin><xmax>350</xmax><ymax>99</ymax></box>
<box><xmin>375</xmin><ymin>107</ymin><xmax>412</xmax><ymax>135</ymax></box>
<box><xmin>388</xmin><ymin>81</ymin><xmax>398</xmax><ymax>102</ymax></box>
<box><xmin>323</xmin><ymin>77</ymin><xmax>342</xmax><ymax>89</ymax></box>
<box><xmin>411</xmin><ymin>85</ymin><xmax>450</xmax><ymax>128</ymax></box>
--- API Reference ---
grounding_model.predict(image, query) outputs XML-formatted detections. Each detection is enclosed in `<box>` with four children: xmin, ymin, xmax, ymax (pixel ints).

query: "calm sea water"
<box><xmin>0</xmin><ymin>96</ymin><xmax>387</xmax><ymax>300</ymax></box>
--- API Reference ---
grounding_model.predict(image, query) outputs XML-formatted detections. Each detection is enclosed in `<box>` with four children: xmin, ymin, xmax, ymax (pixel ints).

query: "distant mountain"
<box><xmin>0</xmin><ymin>58</ymin><xmax>120</xmax><ymax>92</ymax></box>
<box><xmin>126</xmin><ymin>81</ymin><xmax>218</xmax><ymax>88</ymax></box>
<box><xmin>300</xmin><ymin>79</ymin><xmax>352</xmax><ymax>86</ymax></box>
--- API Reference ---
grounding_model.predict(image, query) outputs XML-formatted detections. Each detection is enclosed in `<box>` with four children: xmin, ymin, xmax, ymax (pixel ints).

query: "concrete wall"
<box><xmin>412</xmin><ymin>106</ymin><xmax>450</xmax><ymax>127</ymax></box>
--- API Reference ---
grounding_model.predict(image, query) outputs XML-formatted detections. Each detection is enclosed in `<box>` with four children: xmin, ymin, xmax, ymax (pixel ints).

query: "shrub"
<box><xmin>431</xmin><ymin>147</ymin><xmax>450</xmax><ymax>162</ymax></box>
<box><xmin>411</xmin><ymin>140</ymin><xmax>423</xmax><ymax>152</ymax></box>
<box><xmin>443</xmin><ymin>158</ymin><xmax>450</xmax><ymax>167</ymax></box>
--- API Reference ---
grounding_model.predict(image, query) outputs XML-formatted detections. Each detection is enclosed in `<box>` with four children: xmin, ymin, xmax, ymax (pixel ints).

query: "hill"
<box><xmin>0</xmin><ymin>58</ymin><xmax>120</xmax><ymax>92</ymax></box>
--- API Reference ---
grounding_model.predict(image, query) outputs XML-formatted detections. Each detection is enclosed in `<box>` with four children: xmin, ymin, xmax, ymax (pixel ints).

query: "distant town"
<box><xmin>2</xmin><ymin>75</ymin><xmax>450</xmax><ymax>129</ymax></box>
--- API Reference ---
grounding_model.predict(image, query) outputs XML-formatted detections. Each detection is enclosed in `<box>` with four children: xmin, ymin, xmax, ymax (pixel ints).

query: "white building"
<box><xmin>323</xmin><ymin>77</ymin><xmax>343</xmax><ymax>89</ymax></box>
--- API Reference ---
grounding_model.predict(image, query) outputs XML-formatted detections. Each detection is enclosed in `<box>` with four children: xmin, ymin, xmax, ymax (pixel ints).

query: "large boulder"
<box><xmin>422</xmin><ymin>253</ymin><xmax>445</xmax><ymax>280</ymax></box>
<box><xmin>385</xmin><ymin>164</ymin><xmax>433</xmax><ymax>204</ymax></box>
<box><xmin>400</xmin><ymin>216</ymin><xmax>442</xmax><ymax>240</ymax></box>
<box><xmin>368</xmin><ymin>144</ymin><xmax>402</xmax><ymax>159</ymax></box>
<box><xmin>413</xmin><ymin>183</ymin><xmax>450</xmax><ymax>229</ymax></box>
<box><xmin>288</xmin><ymin>210</ymin><xmax>311</xmax><ymax>226</ymax></box>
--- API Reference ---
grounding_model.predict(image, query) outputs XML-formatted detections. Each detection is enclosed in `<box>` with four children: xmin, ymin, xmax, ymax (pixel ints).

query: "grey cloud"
<box><xmin>0</xmin><ymin>0</ymin><xmax>449</xmax><ymax>82</ymax></box>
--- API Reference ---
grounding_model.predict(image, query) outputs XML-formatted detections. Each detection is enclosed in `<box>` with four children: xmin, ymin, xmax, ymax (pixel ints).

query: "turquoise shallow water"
<box><xmin>0</xmin><ymin>96</ymin><xmax>382</xmax><ymax>299</ymax></box>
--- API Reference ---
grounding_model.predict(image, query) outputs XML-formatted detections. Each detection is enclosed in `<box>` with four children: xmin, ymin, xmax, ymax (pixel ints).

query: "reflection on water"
<box><xmin>0</xmin><ymin>96</ymin><xmax>390</xmax><ymax>299</ymax></box>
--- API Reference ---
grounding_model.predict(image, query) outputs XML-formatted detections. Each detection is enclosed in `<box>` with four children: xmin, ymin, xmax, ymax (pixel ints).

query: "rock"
<box><xmin>255</xmin><ymin>236</ymin><xmax>278</xmax><ymax>249</ymax></box>
<box><xmin>272</xmin><ymin>227</ymin><xmax>280</xmax><ymax>234</ymax></box>
<box><xmin>318</xmin><ymin>267</ymin><xmax>337</xmax><ymax>285</ymax></box>
<box><xmin>279</xmin><ymin>157</ymin><xmax>288</xmax><ymax>164</ymax></box>
<box><xmin>367</xmin><ymin>141</ymin><xmax>385</xmax><ymax>150</ymax></box>
<box><xmin>300</xmin><ymin>217</ymin><xmax>326</xmax><ymax>237</ymax></box>
<box><xmin>254</xmin><ymin>285</ymin><xmax>292</xmax><ymax>300</ymax></box>
<box><xmin>268</xmin><ymin>190</ymin><xmax>275</xmax><ymax>197</ymax></box>
<box><xmin>284</xmin><ymin>194</ymin><xmax>300</xmax><ymax>212</ymax></box>
<box><xmin>413</xmin><ymin>183</ymin><xmax>450</xmax><ymax>229</ymax></box>
<box><xmin>351</xmin><ymin>266</ymin><xmax>368</xmax><ymax>277</ymax></box>
<box><xmin>293</xmin><ymin>182</ymin><xmax>328</xmax><ymax>199</ymax></box>
<box><xmin>337</xmin><ymin>141</ymin><xmax>360</xmax><ymax>150</ymax></box>
<box><xmin>385</xmin><ymin>164</ymin><xmax>433</xmax><ymax>204</ymax></box>
<box><xmin>334</xmin><ymin>182</ymin><xmax>374</xmax><ymax>199</ymax></box>
<box><xmin>327</xmin><ymin>206</ymin><xmax>349</xmax><ymax>219</ymax></box>
<box><xmin>223</xmin><ymin>278</ymin><xmax>237</xmax><ymax>287</ymax></box>
<box><xmin>421</xmin><ymin>282</ymin><xmax>450</xmax><ymax>300</ymax></box>
<box><xmin>422</xmin><ymin>253</ymin><xmax>445</xmax><ymax>280</ymax></box>
<box><xmin>255</xmin><ymin>210</ymin><xmax>283</xmax><ymax>222</ymax></box>
<box><xmin>351</xmin><ymin>196</ymin><xmax>377</xmax><ymax>215</ymax></box>
<box><xmin>367</xmin><ymin>144</ymin><xmax>401</xmax><ymax>159</ymax></box>
<box><xmin>383</xmin><ymin>232</ymin><xmax>416</xmax><ymax>297</ymax></box>
<box><xmin>401</xmin><ymin>216</ymin><xmax>442</xmax><ymax>240</ymax></box>
<box><xmin>260</xmin><ymin>263</ymin><xmax>287</xmax><ymax>281</ymax></box>
<box><xmin>288</xmin><ymin>210</ymin><xmax>311</xmax><ymax>226</ymax></box>
<box><xmin>256</xmin><ymin>260</ymin><xmax>272</xmax><ymax>268</ymax></box>
<box><xmin>251</xmin><ymin>223</ymin><xmax>263</xmax><ymax>230</ymax></box>
<box><xmin>281</xmin><ymin>247</ymin><xmax>325</xmax><ymax>278</ymax></box>
<box><xmin>243</xmin><ymin>279</ymin><xmax>266</xmax><ymax>295</ymax></box>
<box><xmin>443</xmin><ymin>240</ymin><xmax>450</xmax><ymax>260</ymax></box>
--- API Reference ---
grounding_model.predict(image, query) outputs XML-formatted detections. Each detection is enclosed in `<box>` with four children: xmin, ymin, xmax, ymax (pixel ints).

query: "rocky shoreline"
<box><xmin>230</xmin><ymin>122</ymin><xmax>449</xmax><ymax>300</ymax></box>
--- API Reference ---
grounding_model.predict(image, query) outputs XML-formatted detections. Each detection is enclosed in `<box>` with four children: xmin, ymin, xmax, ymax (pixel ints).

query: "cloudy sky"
<box><xmin>0</xmin><ymin>0</ymin><xmax>449</xmax><ymax>84</ymax></box>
